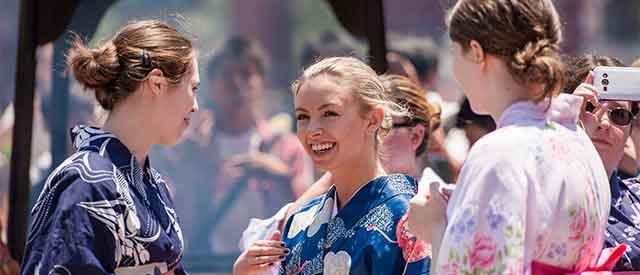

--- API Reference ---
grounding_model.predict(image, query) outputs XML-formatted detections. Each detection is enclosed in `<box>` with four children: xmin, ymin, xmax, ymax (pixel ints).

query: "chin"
<box><xmin>159</xmin><ymin>132</ymin><xmax>186</xmax><ymax>146</ymax></box>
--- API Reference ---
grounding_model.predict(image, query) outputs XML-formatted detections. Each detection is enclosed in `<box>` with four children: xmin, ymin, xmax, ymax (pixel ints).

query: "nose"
<box><xmin>307</xmin><ymin>119</ymin><xmax>323</xmax><ymax>137</ymax></box>
<box><xmin>192</xmin><ymin>97</ymin><xmax>200</xmax><ymax>113</ymax></box>
<box><xmin>598</xmin><ymin>112</ymin><xmax>612</xmax><ymax>130</ymax></box>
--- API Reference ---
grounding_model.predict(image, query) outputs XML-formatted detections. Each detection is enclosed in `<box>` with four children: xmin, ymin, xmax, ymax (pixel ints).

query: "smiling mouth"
<box><xmin>311</xmin><ymin>142</ymin><xmax>336</xmax><ymax>154</ymax></box>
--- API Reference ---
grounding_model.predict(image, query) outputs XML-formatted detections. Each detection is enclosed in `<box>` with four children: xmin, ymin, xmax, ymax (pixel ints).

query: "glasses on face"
<box><xmin>392</xmin><ymin>120</ymin><xmax>417</xmax><ymax>129</ymax></box>
<box><xmin>584</xmin><ymin>101</ymin><xmax>634</xmax><ymax>126</ymax></box>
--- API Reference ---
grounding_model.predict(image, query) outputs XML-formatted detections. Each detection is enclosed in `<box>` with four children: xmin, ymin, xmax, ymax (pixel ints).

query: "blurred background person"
<box><xmin>454</xmin><ymin>97</ymin><xmax>496</xmax><ymax>148</ymax></box>
<box><xmin>153</xmin><ymin>36</ymin><xmax>313</xmax><ymax>255</ymax></box>
<box><xmin>390</xmin><ymin>35</ymin><xmax>463</xmax><ymax>183</ymax></box>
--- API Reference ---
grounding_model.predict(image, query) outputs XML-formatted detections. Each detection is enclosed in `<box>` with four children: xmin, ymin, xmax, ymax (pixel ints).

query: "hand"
<box><xmin>214</xmin><ymin>153</ymin><xmax>289</xmax><ymax>199</ymax></box>
<box><xmin>573</xmin><ymin>72</ymin><xmax>600</xmax><ymax>121</ymax></box>
<box><xmin>241</xmin><ymin>153</ymin><xmax>289</xmax><ymax>178</ymax></box>
<box><xmin>214</xmin><ymin>155</ymin><xmax>248</xmax><ymax>199</ymax></box>
<box><xmin>407</xmin><ymin>181</ymin><xmax>448</xmax><ymax>242</ymax></box>
<box><xmin>0</xmin><ymin>242</ymin><xmax>19</xmax><ymax>275</ymax></box>
<box><xmin>233</xmin><ymin>231</ymin><xmax>289</xmax><ymax>275</ymax></box>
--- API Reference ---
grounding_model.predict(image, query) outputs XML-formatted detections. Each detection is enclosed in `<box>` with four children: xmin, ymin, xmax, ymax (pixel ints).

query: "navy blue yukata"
<box><xmin>21</xmin><ymin>125</ymin><xmax>187</xmax><ymax>275</ymax></box>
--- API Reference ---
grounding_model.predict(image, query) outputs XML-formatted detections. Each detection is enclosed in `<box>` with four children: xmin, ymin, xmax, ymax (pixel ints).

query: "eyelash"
<box><xmin>324</xmin><ymin>111</ymin><xmax>339</xmax><ymax>117</ymax></box>
<box><xmin>296</xmin><ymin>111</ymin><xmax>339</xmax><ymax>121</ymax></box>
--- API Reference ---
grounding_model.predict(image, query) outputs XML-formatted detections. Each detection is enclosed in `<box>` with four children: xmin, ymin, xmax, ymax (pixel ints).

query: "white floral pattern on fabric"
<box><xmin>308</xmin><ymin>197</ymin><xmax>334</xmax><ymax>237</ymax></box>
<box><xmin>323</xmin><ymin>251</ymin><xmax>351</xmax><ymax>275</ymax></box>
<box><xmin>436</xmin><ymin>95</ymin><xmax>610</xmax><ymax>274</ymax></box>
<box><xmin>287</xmin><ymin>204</ymin><xmax>321</xmax><ymax>239</ymax></box>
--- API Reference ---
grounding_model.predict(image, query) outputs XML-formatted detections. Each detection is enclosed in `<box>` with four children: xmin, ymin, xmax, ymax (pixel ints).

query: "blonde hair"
<box><xmin>292</xmin><ymin>56</ymin><xmax>408</xmax><ymax>144</ymax></box>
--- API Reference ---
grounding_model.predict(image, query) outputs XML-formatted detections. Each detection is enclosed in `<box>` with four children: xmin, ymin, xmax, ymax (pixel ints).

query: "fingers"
<box><xmin>246</xmin><ymin>246</ymin><xmax>288</xmax><ymax>257</ymax></box>
<box><xmin>439</xmin><ymin>183</ymin><xmax>455</xmax><ymax>202</ymax></box>
<box><xmin>248</xmin><ymin>254</ymin><xmax>287</xmax><ymax>265</ymax></box>
<box><xmin>585</xmin><ymin>71</ymin><xmax>594</xmax><ymax>85</ymax></box>
<box><xmin>268</xmin><ymin>230</ymin><xmax>282</xmax><ymax>241</ymax></box>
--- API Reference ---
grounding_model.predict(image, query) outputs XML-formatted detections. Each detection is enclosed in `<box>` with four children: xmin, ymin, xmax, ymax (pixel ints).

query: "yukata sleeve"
<box><xmin>435</xmin><ymin>156</ymin><xmax>533</xmax><ymax>275</ymax></box>
<box><xmin>21</xmin><ymin>173</ymin><xmax>117</xmax><ymax>275</ymax></box>
<box><xmin>368</xmin><ymin>196</ymin><xmax>430</xmax><ymax>275</ymax></box>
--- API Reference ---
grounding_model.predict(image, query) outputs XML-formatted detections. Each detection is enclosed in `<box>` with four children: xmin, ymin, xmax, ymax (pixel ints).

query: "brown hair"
<box><xmin>381</xmin><ymin>74</ymin><xmax>441</xmax><ymax>156</ymax></box>
<box><xmin>448</xmin><ymin>0</ymin><xmax>565</xmax><ymax>101</ymax></box>
<box><xmin>67</xmin><ymin>20</ymin><xmax>194</xmax><ymax>110</ymax></box>
<box><xmin>292</xmin><ymin>57</ymin><xmax>408</xmax><ymax>145</ymax></box>
<box><xmin>206</xmin><ymin>36</ymin><xmax>269</xmax><ymax>78</ymax></box>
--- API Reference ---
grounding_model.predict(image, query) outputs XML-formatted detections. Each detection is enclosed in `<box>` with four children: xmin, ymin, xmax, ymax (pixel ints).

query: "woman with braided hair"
<box><xmin>407</xmin><ymin>0</ymin><xmax>621</xmax><ymax>274</ymax></box>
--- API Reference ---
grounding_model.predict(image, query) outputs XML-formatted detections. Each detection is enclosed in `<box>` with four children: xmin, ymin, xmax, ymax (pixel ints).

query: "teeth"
<box><xmin>311</xmin><ymin>143</ymin><xmax>334</xmax><ymax>152</ymax></box>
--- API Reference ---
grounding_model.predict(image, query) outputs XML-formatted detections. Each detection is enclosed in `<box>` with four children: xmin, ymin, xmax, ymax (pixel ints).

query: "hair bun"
<box><xmin>510</xmin><ymin>39</ymin><xmax>564</xmax><ymax>99</ymax></box>
<box><xmin>67</xmin><ymin>37</ymin><xmax>121</xmax><ymax>109</ymax></box>
<box><xmin>67</xmin><ymin>38</ymin><xmax>120</xmax><ymax>89</ymax></box>
<box><xmin>513</xmin><ymin>39</ymin><xmax>556</xmax><ymax>68</ymax></box>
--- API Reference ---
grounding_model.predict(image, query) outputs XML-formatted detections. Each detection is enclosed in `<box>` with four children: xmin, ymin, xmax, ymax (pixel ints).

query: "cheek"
<box><xmin>613</xmin><ymin>127</ymin><xmax>629</xmax><ymax>148</ymax></box>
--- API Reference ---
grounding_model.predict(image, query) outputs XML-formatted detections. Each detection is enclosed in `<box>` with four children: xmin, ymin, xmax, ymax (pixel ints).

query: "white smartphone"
<box><xmin>593</xmin><ymin>66</ymin><xmax>640</xmax><ymax>101</ymax></box>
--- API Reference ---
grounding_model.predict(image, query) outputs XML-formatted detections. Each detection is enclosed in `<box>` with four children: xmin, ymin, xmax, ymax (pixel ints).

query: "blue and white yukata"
<box><xmin>605</xmin><ymin>172</ymin><xmax>640</xmax><ymax>271</ymax></box>
<box><xmin>21</xmin><ymin>126</ymin><xmax>187</xmax><ymax>275</ymax></box>
<box><xmin>279</xmin><ymin>174</ymin><xmax>430</xmax><ymax>275</ymax></box>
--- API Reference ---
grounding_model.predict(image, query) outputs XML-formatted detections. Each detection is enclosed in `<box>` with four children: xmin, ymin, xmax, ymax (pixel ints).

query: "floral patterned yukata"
<box><xmin>435</xmin><ymin>94</ymin><xmax>612</xmax><ymax>274</ymax></box>
<box><xmin>279</xmin><ymin>174</ymin><xmax>430</xmax><ymax>275</ymax></box>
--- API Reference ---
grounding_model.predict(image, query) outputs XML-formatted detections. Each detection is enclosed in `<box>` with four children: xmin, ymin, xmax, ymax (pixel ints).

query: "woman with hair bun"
<box><xmin>21</xmin><ymin>20</ymin><xmax>200</xmax><ymax>275</ymax></box>
<box><xmin>408</xmin><ymin>0</ymin><xmax>618</xmax><ymax>274</ymax></box>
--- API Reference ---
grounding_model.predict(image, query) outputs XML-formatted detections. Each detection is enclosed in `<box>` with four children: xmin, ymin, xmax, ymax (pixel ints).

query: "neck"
<box><xmin>330</xmin><ymin>144</ymin><xmax>386</xmax><ymax>209</ymax></box>
<box><xmin>605</xmin><ymin>166</ymin><xmax>615</xmax><ymax>180</ymax></box>
<box><xmin>407</xmin><ymin>158</ymin><xmax>419</xmax><ymax>178</ymax></box>
<box><xmin>485</xmin><ymin>64</ymin><xmax>533</xmax><ymax>124</ymax></box>
<box><xmin>103</xmin><ymin>102</ymin><xmax>152</xmax><ymax>167</ymax></box>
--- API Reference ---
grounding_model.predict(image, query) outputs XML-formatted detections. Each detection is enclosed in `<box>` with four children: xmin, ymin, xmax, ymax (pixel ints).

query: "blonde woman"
<box><xmin>276</xmin><ymin>58</ymin><xmax>430</xmax><ymax>274</ymax></box>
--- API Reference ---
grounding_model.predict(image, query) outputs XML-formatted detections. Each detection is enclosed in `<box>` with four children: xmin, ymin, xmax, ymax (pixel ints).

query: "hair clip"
<box><xmin>141</xmin><ymin>49</ymin><xmax>152</xmax><ymax>68</ymax></box>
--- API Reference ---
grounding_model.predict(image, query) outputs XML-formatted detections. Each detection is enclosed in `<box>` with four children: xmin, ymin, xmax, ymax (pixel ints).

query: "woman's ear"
<box><xmin>145</xmin><ymin>68</ymin><xmax>166</xmax><ymax>95</ymax></box>
<box><xmin>367</xmin><ymin>107</ymin><xmax>385</xmax><ymax>135</ymax></box>
<box><xmin>411</xmin><ymin>124</ymin><xmax>426</xmax><ymax>152</ymax></box>
<box><xmin>468</xmin><ymin>40</ymin><xmax>485</xmax><ymax>64</ymax></box>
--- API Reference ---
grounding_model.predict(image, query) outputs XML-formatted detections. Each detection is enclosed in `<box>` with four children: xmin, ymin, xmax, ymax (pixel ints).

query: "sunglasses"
<box><xmin>585</xmin><ymin>101</ymin><xmax>634</xmax><ymax>126</ymax></box>
<box><xmin>392</xmin><ymin>121</ymin><xmax>417</xmax><ymax>129</ymax></box>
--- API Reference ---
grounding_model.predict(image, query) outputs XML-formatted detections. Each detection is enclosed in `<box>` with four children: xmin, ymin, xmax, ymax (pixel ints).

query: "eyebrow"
<box><xmin>318</xmin><ymin>103</ymin><xmax>338</xmax><ymax>110</ymax></box>
<box><xmin>295</xmin><ymin>103</ymin><xmax>339</xmax><ymax>113</ymax></box>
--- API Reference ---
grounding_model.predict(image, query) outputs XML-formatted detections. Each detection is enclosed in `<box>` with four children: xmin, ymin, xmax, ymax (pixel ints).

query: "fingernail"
<box><xmin>284</xmin><ymin>249</ymin><xmax>290</xmax><ymax>254</ymax></box>
<box><xmin>279</xmin><ymin>255</ymin><xmax>285</xmax><ymax>259</ymax></box>
<box><xmin>269</xmin><ymin>262</ymin><xmax>275</xmax><ymax>266</ymax></box>
<box><xmin>280</xmin><ymin>242</ymin><xmax>286</xmax><ymax>247</ymax></box>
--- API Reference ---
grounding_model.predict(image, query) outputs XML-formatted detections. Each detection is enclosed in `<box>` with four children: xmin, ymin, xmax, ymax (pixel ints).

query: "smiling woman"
<box><xmin>278</xmin><ymin>57</ymin><xmax>431</xmax><ymax>275</ymax></box>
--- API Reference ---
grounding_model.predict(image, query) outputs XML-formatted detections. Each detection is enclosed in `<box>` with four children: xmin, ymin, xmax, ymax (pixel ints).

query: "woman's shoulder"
<box><xmin>40</xmin><ymin>151</ymin><xmax>120</xmax><ymax>201</ymax></box>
